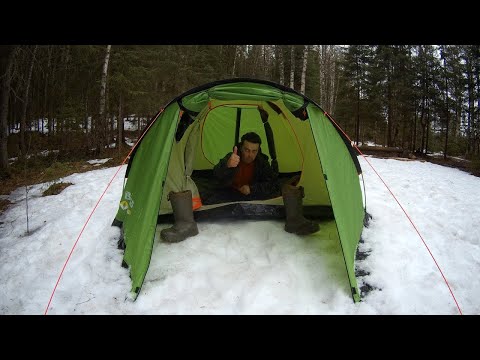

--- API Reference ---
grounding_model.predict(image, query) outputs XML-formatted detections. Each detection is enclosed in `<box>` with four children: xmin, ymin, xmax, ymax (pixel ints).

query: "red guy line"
<box><xmin>44</xmin><ymin>109</ymin><xmax>163</xmax><ymax>315</ymax></box>
<box><xmin>324</xmin><ymin>111</ymin><xmax>462</xmax><ymax>315</ymax></box>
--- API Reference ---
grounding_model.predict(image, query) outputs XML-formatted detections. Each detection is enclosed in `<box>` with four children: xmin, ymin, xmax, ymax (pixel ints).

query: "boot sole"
<box><xmin>161</xmin><ymin>227</ymin><xmax>199</xmax><ymax>243</ymax></box>
<box><xmin>285</xmin><ymin>224</ymin><xmax>320</xmax><ymax>235</ymax></box>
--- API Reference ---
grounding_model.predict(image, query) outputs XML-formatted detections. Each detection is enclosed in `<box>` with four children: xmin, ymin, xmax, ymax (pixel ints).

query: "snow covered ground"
<box><xmin>0</xmin><ymin>156</ymin><xmax>479</xmax><ymax>315</ymax></box>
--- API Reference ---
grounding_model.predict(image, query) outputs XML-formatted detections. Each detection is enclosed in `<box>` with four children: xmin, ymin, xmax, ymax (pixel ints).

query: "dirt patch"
<box><xmin>0</xmin><ymin>199</ymin><xmax>12</xmax><ymax>215</ymax></box>
<box><xmin>42</xmin><ymin>182</ymin><xmax>74</xmax><ymax>196</ymax></box>
<box><xmin>425</xmin><ymin>156</ymin><xmax>480</xmax><ymax>178</ymax></box>
<box><xmin>0</xmin><ymin>146</ymin><xmax>131</xmax><ymax>197</ymax></box>
<box><xmin>358</xmin><ymin>146</ymin><xmax>480</xmax><ymax>179</ymax></box>
<box><xmin>357</xmin><ymin>145</ymin><xmax>407</xmax><ymax>158</ymax></box>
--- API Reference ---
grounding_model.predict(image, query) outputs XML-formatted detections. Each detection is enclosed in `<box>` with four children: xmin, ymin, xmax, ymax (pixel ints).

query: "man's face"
<box><xmin>241</xmin><ymin>140</ymin><xmax>260</xmax><ymax>164</ymax></box>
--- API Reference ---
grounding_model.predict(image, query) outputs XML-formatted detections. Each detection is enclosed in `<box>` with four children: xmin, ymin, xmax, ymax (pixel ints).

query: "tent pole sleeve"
<box><xmin>234</xmin><ymin>108</ymin><xmax>241</xmax><ymax>148</ymax></box>
<box><xmin>259</xmin><ymin>108</ymin><xmax>278</xmax><ymax>175</ymax></box>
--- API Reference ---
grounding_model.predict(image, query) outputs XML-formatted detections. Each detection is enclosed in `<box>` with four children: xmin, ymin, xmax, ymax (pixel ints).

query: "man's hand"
<box><xmin>227</xmin><ymin>146</ymin><xmax>240</xmax><ymax>168</ymax></box>
<box><xmin>237</xmin><ymin>185</ymin><xmax>250</xmax><ymax>195</ymax></box>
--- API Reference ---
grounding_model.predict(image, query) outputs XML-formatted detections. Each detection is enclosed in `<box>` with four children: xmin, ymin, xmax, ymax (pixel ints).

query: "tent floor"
<box><xmin>155</xmin><ymin>217</ymin><xmax>340</xmax><ymax>242</ymax></box>
<box><xmin>191</xmin><ymin>169</ymin><xmax>302</xmax><ymax>206</ymax></box>
<box><xmin>157</xmin><ymin>202</ymin><xmax>334</xmax><ymax>224</ymax></box>
<box><xmin>158</xmin><ymin>170</ymin><xmax>333</xmax><ymax>224</ymax></box>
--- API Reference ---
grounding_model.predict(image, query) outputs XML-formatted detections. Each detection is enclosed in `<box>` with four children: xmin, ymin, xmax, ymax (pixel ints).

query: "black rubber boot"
<box><xmin>160</xmin><ymin>190</ymin><xmax>199</xmax><ymax>243</ymax></box>
<box><xmin>282</xmin><ymin>184</ymin><xmax>319</xmax><ymax>235</ymax></box>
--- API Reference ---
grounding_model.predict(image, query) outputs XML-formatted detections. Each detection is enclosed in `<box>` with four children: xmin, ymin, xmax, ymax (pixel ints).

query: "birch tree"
<box><xmin>300</xmin><ymin>45</ymin><xmax>308</xmax><ymax>94</ymax></box>
<box><xmin>276</xmin><ymin>45</ymin><xmax>284</xmax><ymax>85</ymax></box>
<box><xmin>117</xmin><ymin>93</ymin><xmax>124</xmax><ymax>153</ymax></box>
<box><xmin>232</xmin><ymin>45</ymin><xmax>238</xmax><ymax>77</ymax></box>
<box><xmin>289</xmin><ymin>45</ymin><xmax>295</xmax><ymax>89</ymax></box>
<box><xmin>97</xmin><ymin>44</ymin><xmax>111</xmax><ymax>152</ymax></box>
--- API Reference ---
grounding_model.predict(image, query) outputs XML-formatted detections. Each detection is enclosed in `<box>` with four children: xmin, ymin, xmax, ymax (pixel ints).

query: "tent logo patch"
<box><xmin>120</xmin><ymin>191</ymin><xmax>134</xmax><ymax>214</ymax></box>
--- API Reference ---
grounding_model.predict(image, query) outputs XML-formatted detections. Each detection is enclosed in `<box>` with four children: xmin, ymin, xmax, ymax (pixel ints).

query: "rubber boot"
<box><xmin>160</xmin><ymin>190</ymin><xmax>199</xmax><ymax>243</ymax></box>
<box><xmin>282</xmin><ymin>184</ymin><xmax>319</xmax><ymax>235</ymax></box>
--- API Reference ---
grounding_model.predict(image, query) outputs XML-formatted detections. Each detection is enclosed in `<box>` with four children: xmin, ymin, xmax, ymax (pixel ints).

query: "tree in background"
<box><xmin>0</xmin><ymin>46</ymin><xmax>17</xmax><ymax>176</ymax></box>
<box><xmin>1</xmin><ymin>44</ymin><xmax>478</xmax><ymax>166</ymax></box>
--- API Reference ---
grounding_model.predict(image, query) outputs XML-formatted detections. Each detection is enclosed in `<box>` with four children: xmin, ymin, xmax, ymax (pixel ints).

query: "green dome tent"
<box><xmin>113</xmin><ymin>78</ymin><xmax>368</xmax><ymax>303</ymax></box>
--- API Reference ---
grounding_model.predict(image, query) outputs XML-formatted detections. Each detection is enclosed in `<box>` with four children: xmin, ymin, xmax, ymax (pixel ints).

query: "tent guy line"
<box><xmin>44</xmin><ymin>109</ymin><xmax>164</xmax><ymax>315</ymax></box>
<box><xmin>325</xmin><ymin>110</ymin><xmax>463</xmax><ymax>315</ymax></box>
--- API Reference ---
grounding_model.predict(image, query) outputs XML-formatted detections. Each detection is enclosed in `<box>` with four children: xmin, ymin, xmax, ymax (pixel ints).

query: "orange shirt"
<box><xmin>231</xmin><ymin>161</ymin><xmax>255</xmax><ymax>189</ymax></box>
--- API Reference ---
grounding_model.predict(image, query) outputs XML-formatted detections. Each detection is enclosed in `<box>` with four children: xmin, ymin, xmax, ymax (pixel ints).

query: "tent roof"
<box><xmin>128</xmin><ymin>78</ymin><xmax>362</xmax><ymax>175</ymax></box>
<box><xmin>167</xmin><ymin>77</ymin><xmax>318</xmax><ymax>112</ymax></box>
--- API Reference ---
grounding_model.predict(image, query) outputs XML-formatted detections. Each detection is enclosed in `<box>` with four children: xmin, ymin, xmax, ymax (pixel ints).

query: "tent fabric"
<box><xmin>113</xmin><ymin>78</ymin><xmax>366</xmax><ymax>302</ymax></box>
<box><xmin>117</xmin><ymin>104</ymin><xmax>180</xmax><ymax>294</ymax></box>
<box><xmin>307</xmin><ymin>105</ymin><xmax>365</xmax><ymax>302</ymax></box>
<box><xmin>160</xmin><ymin>120</ymin><xmax>201</xmax><ymax>214</ymax></box>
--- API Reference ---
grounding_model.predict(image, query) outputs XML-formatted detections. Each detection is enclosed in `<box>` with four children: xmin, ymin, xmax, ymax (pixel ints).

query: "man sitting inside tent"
<box><xmin>212</xmin><ymin>132</ymin><xmax>319</xmax><ymax>235</ymax></box>
<box><xmin>160</xmin><ymin>132</ymin><xmax>318</xmax><ymax>244</ymax></box>
<box><xmin>212</xmin><ymin>132</ymin><xmax>280</xmax><ymax>202</ymax></box>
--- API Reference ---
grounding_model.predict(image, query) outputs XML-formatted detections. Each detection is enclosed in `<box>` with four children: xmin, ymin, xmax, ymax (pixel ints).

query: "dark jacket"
<box><xmin>213</xmin><ymin>150</ymin><xmax>280</xmax><ymax>198</ymax></box>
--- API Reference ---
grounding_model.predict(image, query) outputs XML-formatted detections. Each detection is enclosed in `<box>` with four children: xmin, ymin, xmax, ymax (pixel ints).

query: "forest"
<box><xmin>1</xmin><ymin>45</ymin><xmax>479</xmax><ymax>187</ymax></box>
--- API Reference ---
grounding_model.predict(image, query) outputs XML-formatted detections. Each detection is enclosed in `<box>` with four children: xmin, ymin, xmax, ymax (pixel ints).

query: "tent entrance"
<box><xmin>190</xmin><ymin>168</ymin><xmax>301</xmax><ymax>206</ymax></box>
<box><xmin>158</xmin><ymin>168</ymin><xmax>334</xmax><ymax>224</ymax></box>
<box><xmin>157</xmin><ymin>202</ymin><xmax>334</xmax><ymax>223</ymax></box>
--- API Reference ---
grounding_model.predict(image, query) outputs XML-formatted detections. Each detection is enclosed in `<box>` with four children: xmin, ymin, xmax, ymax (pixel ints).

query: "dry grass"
<box><xmin>0</xmin><ymin>146</ymin><xmax>131</xmax><ymax>214</ymax></box>
<box><xmin>0</xmin><ymin>199</ymin><xmax>11</xmax><ymax>215</ymax></box>
<box><xmin>42</xmin><ymin>182</ymin><xmax>74</xmax><ymax>196</ymax></box>
<box><xmin>426</xmin><ymin>156</ymin><xmax>480</xmax><ymax>178</ymax></box>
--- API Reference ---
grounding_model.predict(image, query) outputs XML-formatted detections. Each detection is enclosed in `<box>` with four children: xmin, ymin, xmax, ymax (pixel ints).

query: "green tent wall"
<box><xmin>113</xmin><ymin>78</ymin><xmax>366</xmax><ymax>303</ymax></box>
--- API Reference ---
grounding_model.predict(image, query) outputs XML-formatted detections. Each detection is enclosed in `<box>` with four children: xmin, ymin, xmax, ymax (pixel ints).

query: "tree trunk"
<box><xmin>137</xmin><ymin>116</ymin><xmax>141</xmax><ymax>138</ymax></box>
<box><xmin>453</xmin><ymin>84</ymin><xmax>460</xmax><ymax>138</ymax></box>
<box><xmin>420</xmin><ymin>109</ymin><xmax>426</xmax><ymax>153</ymax></box>
<box><xmin>425</xmin><ymin>104</ymin><xmax>430</xmax><ymax>154</ymax></box>
<box><xmin>117</xmin><ymin>94</ymin><xmax>124</xmax><ymax>153</ymax></box>
<box><xmin>277</xmin><ymin>45</ymin><xmax>284</xmax><ymax>85</ymax></box>
<box><xmin>262</xmin><ymin>45</ymin><xmax>267</xmax><ymax>77</ymax></box>
<box><xmin>420</xmin><ymin>71</ymin><xmax>427</xmax><ymax>153</ymax></box>
<box><xmin>98</xmin><ymin>44</ymin><xmax>111</xmax><ymax>153</ymax></box>
<box><xmin>386</xmin><ymin>69</ymin><xmax>394</xmax><ymax>147</ymax></box>
<box><xmin>249</xmin><ymin>45</ymin><xmax>259</xmax><ymax>77</ymax></box>
<box><xmin>332</xmin><ymin>58</ymin><xmax>340</xmax><ymax>115</ymax></box>
<box><xmin>412</xmin><ymin>101</ymin><xmax>417</xmax><ymax>152</ymax></box>
<box><xmin>0</xmin><ymin>46</ymin><xmax>17</xmax><ymax>174</ymax></box>
<box><xmin>300</xmin><ymin>46</ymin><xmax>308</xmax><ymax>94</ymax></box>
<box><xmin>41</xmin><ymin>47</ymin><xmax>49</xmax><ymax>136</ymax></box>
<box><xmin>443</xmin><ymin>55</ymin><xmax>449</xmax><ymax>160</ymax></box>
<box><xmin>328</xmin><ymin>46</ymin><xmax>338</xmax><ymax>114</ymax></box>
<box><xmin>289</xmin><ymin>46</ymin><xmax>295</xmax><ymax>89</ymax></box>
<box><xmin>20</xmin><ymin>45</ymin><xmax>37</xmax><ymax>156</ymax></box>
<box><xmin>355</xmin><ymin>55</ymin><xmax>361</xmax><ymax>145</ymax></box>
<box><xmin>326</xmin><ymin>46</ymin><xmax>332</xmax><ymax>112</ymax></box>
<box><xmin>231</xmin><ymin>45</ymin><xmax>237</xmax><ymax>77</ymax></box>
<box><xmin>466</xmin><ymin>57</ymin><xmax>473</xmax><ymax>156</ymax></box>
<box><xmin>475</xmin><ymin>47</ymin><xmax>480</xmax><ymax>156</ymax></box>
<box><xmin>319</xmin><ymin>46</ymin><xmax>324</xmax><ymax>107</ymax></box>
<box><xmin>99</xmin><ymin>45</ymin><xmax>111</xmax><ymax>117</ymax></box>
